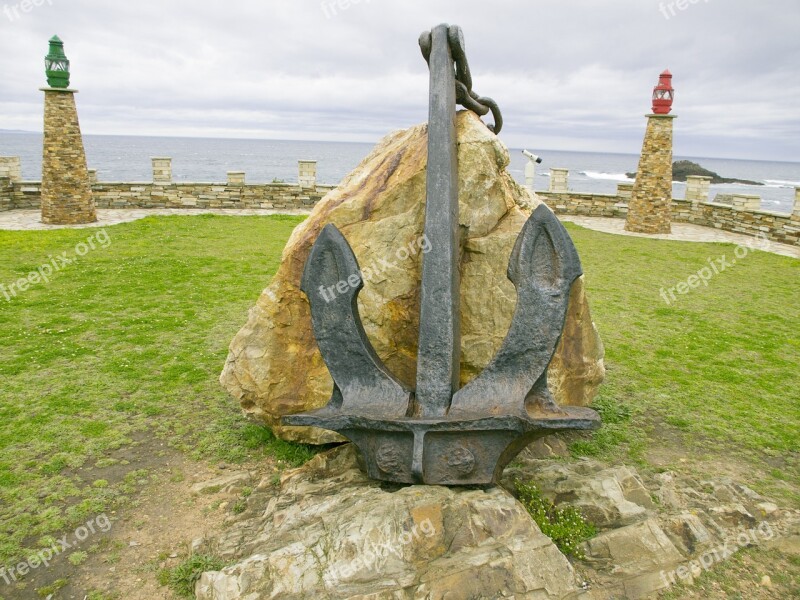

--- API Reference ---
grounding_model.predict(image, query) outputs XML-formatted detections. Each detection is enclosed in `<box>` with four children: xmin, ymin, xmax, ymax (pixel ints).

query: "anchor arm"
<box><xmin>449</xmin><ymin>205</ymin><xmax>582</xmax><ymax>419</ymax></box>
<box><xmin>299</xmin><ymin>224</ymin><xmax>412</xmax><ymax>419</ymax></box>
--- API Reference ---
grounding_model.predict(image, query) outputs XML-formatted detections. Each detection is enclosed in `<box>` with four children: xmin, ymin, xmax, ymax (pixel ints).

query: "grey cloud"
<box><xmin>0</xmin><ymin>0</ymin><xmax>798</xmax><ymax>160</ymax></box>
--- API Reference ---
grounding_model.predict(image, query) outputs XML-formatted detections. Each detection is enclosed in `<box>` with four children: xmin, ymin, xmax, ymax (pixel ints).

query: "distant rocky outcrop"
<box><xmin>626</xmin><ymin>160</ymin><xmax>763</xmax><ymax>185</ymax></box>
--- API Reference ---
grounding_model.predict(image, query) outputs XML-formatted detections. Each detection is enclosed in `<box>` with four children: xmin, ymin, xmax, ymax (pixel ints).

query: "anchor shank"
<box><xmin>416</xmin><ymin>23</ymin><xmax>461</xmax><ymax>417</ymax></box>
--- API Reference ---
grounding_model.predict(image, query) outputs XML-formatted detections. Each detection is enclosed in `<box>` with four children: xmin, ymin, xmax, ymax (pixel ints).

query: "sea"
<box><xmin>1</xmin><ymin>132</ymin><xmax>798</xmax><ymax>214</ymax></box>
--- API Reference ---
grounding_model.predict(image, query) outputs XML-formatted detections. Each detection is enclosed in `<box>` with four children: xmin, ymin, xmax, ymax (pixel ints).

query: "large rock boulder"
<box><xmin>220</xmin><ymin>111</ymin><xmax>605</xmax><ymax>443</ymax></box>
<box><xmin>195</xmin><ymin>446</ymin><xmax>581</xmax><ymax>600</ymax></box>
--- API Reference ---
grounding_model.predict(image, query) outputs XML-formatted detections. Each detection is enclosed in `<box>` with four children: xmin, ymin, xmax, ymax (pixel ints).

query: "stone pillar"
<box><xmin>227</xmin><ymin>171</ymin><xmax>246</xmax><ymax>186</ymax></box>
<box><xmin>685</xmin><ymin>175</ymin><xmax>711</xmax><ymax>205</ymax></box>
<box><xmin>152</xmin><ymin>158</ymin><xmax>172</xmax><ymax>184</ymax></box>
<box><xmin>549</xmin><ymin>168</ymin><xmax>569</xmax><ymax>193</ymax></box>
<box><xmin>731</xmin><ymin>194</ymin><xmax>761</xmax><ymax>211</ymax></box>
<box><xmin>0</xmin><ymin>157</ymin><xmax>22</xmax><ymax>182</ymax></box>
<box><xmin>87</xmin><ymin>169</ymin><xmax>97</xmax><ymax>184</ymax></box>
<box><xmin>793</xmin><ymin>187</ymin><xmax>800</xmax><ymax>218</ymax></box>
<box><xmin>0</xmin><ymin>176</ymin><xmax>11</xmax><ymax>211</ymax></box>
<box><xmin>40</xmin><ymin>88</ymin><xmax>97</xmax><ymax>224</ymax></box>
<box><xmin>298</xmin><ymin>160</ymin><xmax>317</xmax><ymax>189</ymax></box>
<box><xmin>625</xmin><ymin>114</ymin><xmax>676</xmax><ymax>234</ymax></box>
<box><xmin>616</xmin><ymin>182</ymin><xmax>634</xmax><ymax>200</ymax></box>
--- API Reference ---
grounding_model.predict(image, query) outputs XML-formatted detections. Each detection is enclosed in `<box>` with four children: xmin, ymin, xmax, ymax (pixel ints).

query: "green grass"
<box><xmin>158</xmin><ymin>554</ymin><xmax>227</xmax><ymax>598</ymax></box>
<box><xmin>0</xmin><ymin>215</ymin><xmax>314</xmax><ymax>565</ymax></box>
<box><xmin>564</xmin><ymin>222</ymin><xmax>799</xmax><ymax>500</ymax></box>
<box><xmin>0</xmin><ymin>214</ymin><xmax>797</xmax><ymax>571</ymax></box>
<box><xmin>659</xmin><ymin>547</ymin><xmax>799</xmax><ymax>598</ymax></box>
<box><xmin>514</xmin><ymin>479</ymin><xmax>596</xmax><ymax>558</ymax></box>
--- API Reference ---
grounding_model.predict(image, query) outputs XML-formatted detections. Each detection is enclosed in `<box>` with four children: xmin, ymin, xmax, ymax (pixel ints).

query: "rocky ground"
<box><xmin>9</xmin><ymin>439</ymin><xmax>796</xmax><ymax>600</ymax></box>
<box><xmin>186</xmin><ymin>444</ymin><xmax>799</xmax><ymax>600</ymax></box>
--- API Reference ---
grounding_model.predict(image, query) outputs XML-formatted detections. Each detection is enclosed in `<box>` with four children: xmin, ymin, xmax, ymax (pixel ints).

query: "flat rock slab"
<box><xmin>195</xmin><ymin>446</ymin><xmax>580</xmax><ymax>599</ymax></box>
<box><xmin>193</xmin><ymin>447</ymin><xmax>800</xmax><ymax>600</ymax></box>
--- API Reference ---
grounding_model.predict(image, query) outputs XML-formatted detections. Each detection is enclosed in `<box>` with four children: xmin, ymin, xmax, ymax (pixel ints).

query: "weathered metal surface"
<box><xmin>419</xmin><ymin>25</ymin><xmax>503</xmax><ymax>134</ymax></box>
<box><xmin>449</xmin><ymin>205</ymin><xmax>583</xmax><ymax>419</ymax></box>
<box><xmin>283</xmin><ymin>24</ymin><xmax>599</xmax><ymax>486</ymax></box>
<box><xmin>415</xmin><ymin>23</ymin><xmax>461</xmax><ymax>418</ymax></box>
<box><xmin>300</xmin><ymin>224</ymin><xmax>412</xmax><ymax>420</ymax></box>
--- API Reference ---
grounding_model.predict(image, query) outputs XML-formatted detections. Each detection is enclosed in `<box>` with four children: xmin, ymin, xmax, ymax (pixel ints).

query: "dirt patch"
<box><xmin>3</xmin><ymin>446</ymin><xmax>273</xmax><ymax>600</ymax></box>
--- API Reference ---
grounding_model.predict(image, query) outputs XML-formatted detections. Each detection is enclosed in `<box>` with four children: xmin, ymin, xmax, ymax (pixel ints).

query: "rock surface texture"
<box><xmin>195</xmin><ymin>446</ymin><xmax>582</xmax><ymax>599</ymax></box>
<box><xmin>193</xmin><ymin>447</ymin><xmax>800</xmax><ymax>600</ymax></box>
<box><xmin>220</xmin><ymin>111</ymin><xmax>605</xmax><ymax>443</ymax></box>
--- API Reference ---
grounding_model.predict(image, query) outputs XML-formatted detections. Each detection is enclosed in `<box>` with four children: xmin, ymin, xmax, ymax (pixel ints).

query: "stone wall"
<box><xmin>0</xmin><ymin>156</ymin><xmax>333</xmax><ymax>212</ymax></box>
<box><xmin>0</xmin><ymin>157</ymin><xmax>21</xmax><ymax>182</ymax></box>
<box><xmin>3</xmin><ymin>151</ymin><xmax>797</xmax><ymax>247</ymax></box>
<box><xmin>538</xmin><ymin>182</ymin><xmax>800</xmax><ymax>247</ymax></box>
<box><xmin>1</xmin><ymin>180</ymin><xmax>336</xmax><ymax>211</ymax></box>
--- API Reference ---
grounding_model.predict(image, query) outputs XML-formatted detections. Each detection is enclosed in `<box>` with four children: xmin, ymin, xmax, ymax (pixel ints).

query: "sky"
<box><xmin>1</xmin><ymin>0</ymin><xmax>799</xmax><ymax>161</ymax></box>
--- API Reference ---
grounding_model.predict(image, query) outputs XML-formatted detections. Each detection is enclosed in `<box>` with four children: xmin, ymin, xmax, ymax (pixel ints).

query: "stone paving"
<box><xmin>561</xmin><ymin>215</ymin><xmax>800</xmax><ymax>259</ymax></box>
<box><xmin>0</xmin><ymin>208</ymin><xmax>312</xmax><ymax>231</ymax></box>
<box><xmin>0</xmin><ymin>209</ymin><xmax>797</xmax><ymax>259</ymax></box>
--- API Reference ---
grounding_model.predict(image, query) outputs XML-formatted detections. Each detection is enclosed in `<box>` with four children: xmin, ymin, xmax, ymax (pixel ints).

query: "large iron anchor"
<box><xmin>283</xmin><ymin>24</ymin><xmax>599</xmax><ymax>485</ymax></box>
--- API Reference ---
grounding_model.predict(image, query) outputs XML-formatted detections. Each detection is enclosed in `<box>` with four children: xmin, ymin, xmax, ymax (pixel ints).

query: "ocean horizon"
<box><xmin>1</xmin><ymin>131</ymin><xmax>798</xmax><ymax>213</ymax></box>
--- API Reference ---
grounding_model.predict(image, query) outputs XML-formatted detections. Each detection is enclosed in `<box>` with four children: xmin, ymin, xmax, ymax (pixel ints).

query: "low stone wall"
<box><xmin>538</xmin><ymin>189</ymin><xmax>800</xmax><ymax>247</ymax></box>
<box><xmin>1</xmin><ymin>180</ymin><xmax>336</xmax><ymax>211</ymax></box>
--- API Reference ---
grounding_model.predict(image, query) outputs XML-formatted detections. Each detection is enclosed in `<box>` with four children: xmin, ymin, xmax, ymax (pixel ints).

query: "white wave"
<box><xmin>764</xmin><ymin>179</ymin><xmax>800</xmax><ymax>188</ymax></box>
<box><xmin>580</xmin><ymin>171</ymin><xmax>634</xmax><ymax>182</ymax></box>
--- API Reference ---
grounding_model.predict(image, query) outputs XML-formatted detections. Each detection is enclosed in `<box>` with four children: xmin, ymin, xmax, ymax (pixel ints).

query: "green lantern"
<box><xmin>45</xmin><ymin>35</ymin><xmax>70</xmax><ymax>88</ymax></box>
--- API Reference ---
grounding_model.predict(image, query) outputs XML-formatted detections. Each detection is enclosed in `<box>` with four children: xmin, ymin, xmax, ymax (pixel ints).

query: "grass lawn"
<box><xmin>0</xmin><ymin>215</ymin><xmax>315</xmax><ymax>567</ymax></box>
<box><xmin>0</xmin><ymin>214</ymin><xmax>797</xmax><ymax>576</ymax></box>
<box><xmin>565</xmin><ymin>222</ymin><xmax>799</xmax><ymax>504</ymax></box>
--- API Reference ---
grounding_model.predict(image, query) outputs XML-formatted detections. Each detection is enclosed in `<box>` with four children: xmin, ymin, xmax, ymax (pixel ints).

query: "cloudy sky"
<box><xmin>1</xmin><ymin>0</ymin><xmax>799</xmax><ymax>161</ymax></box>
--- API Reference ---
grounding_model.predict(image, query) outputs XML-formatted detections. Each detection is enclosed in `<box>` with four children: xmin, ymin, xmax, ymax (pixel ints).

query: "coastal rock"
<box><xmin>220</xmin><ymin>111</ymin><xmax>605</xmax><ymax>444</ymax></box>
<box><xmin>581</xmin><ymin>519</ymin><xmax>685</xmax><ymax>599</ymax></box>
<box><xmin>505</xmin><ymin>460</ymin><xmax>653</xmax><ymax>529</ymax></box>
<box><xmin>626</xmin><ymin>159</ymin><xmax>763</xmax><ymax>186</ymax></box>
<box><xmin>194</xmin><ymin>445</ymin><xmax>580</xmax><ymax>600</ymax></box>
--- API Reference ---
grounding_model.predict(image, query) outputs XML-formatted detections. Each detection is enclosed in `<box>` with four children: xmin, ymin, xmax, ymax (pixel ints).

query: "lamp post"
<box><xmin>651</xmin><ymin>69</ymin><xmax>674</xmax><ymax>115</ymax></box>
<box><xmin>45</xmin><ymin>35</ymin><xmax>70</xmax><ymax>89</ymax></box>
<box><xmin>625</xmin><ymin>69</ymin><xmax>677</xmax><ymax>234</ymax></box>
<box><xmin>40</xmin><ymin>35</ymin><xmax>96</xmax><ymax>224</ymax></box>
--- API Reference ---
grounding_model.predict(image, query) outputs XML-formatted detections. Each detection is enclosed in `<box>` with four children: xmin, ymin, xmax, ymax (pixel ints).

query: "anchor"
<box><xmin>283</xmin><ymin>24</ymin><xmax>600</xmax><ymax>485</ymax></box>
